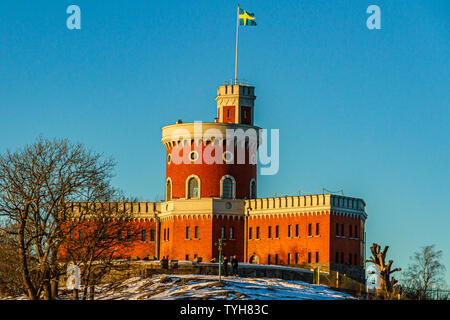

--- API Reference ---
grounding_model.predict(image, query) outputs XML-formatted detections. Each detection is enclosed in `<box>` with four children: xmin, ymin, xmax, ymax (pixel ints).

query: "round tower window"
<box><xmin>223</xmin><ymin>151</ymin><xmax>233</xmax><ymax>163</ymax></box>
<box><xmin>189</xmin><ymin>151</ymin><xmax>199</xmax><ymax>162</ymax></box>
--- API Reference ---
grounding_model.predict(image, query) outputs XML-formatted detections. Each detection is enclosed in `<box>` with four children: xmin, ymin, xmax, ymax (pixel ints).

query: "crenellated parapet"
<box><xmin>66</xmin><ymin>193</ymin><xmax>367</xmax><ymax>222</ymax></box>
<box><xmin>216</xmin><ymin>84</ymin><xmax>256</xmax><ymax>124</ymax></box>
<box><xmin>244</xmin><ymin>194</ymin><xmax>367</xmax><ymax>220</ymax></box>
<box><xmin>66</xmin><ymin>201</ymin><xmax>160</xmax><ymax>221</ymax></box>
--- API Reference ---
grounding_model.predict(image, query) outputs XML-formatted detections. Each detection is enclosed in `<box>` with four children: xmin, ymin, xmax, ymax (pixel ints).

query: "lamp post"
<box><xmin>214</xmin><ymin>238</ymin><xmax>226</xmax><ymax>283</ymax></box>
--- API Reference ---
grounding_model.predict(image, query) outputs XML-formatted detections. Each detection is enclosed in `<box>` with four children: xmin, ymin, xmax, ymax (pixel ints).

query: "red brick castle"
<box><xmin>68</xmin><ymin>81</ymin><xmax>367</xmax><ymax>280</ymax></box>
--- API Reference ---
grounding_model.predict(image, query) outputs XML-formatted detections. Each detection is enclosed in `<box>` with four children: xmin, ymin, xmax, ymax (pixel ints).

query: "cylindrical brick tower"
<box><xmin>161</xmin><ymin>83</ymin><xmax>260</xmax><ymax>201</ymax></box>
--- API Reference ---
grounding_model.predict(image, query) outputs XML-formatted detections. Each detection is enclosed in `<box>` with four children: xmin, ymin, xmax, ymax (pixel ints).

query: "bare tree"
<box><xmin>61</xmin><ymin>201</ymin><xmax>141</xmax><ymax>300</ymax></box>
<box><xmin>365</xmin><ymin>243</ymin><xmax>402</xmax><ymax>299</ymax></box>
<box><xmin>0</xmin><ymin>137</ymin><xmax>116</xmax><ymax>300</ymax></box>
<box><xmin>0</xmin><ymin>221</ymin><xmax>25</xmax><ymax>297</ymax></box>
<box><xmin>402</xmin><ymin>245</ymin><xmax>447</xmax><ymax>300</ymax></box>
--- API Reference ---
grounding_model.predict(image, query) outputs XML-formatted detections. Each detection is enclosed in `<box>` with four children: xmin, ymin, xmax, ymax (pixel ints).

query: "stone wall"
<box><xmin>106</xmin><ymin>261</ymin><xmax>314</xmax><ymax>283</ymax></box>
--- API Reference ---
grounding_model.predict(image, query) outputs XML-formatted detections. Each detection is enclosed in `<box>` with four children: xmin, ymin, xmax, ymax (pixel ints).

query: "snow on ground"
<box><xmin>2</xmin><ymin>274</ymin><xmax>355</xmax><ymax>300</ymax></box>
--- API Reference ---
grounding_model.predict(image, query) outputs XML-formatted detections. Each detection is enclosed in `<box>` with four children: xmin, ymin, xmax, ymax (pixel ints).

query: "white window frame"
<box><xmin>185</xmin><ymin>174</ymin><xmax>201</xmax><ymax>199</ymax></box>
<box><xmin>166</xmin><ymin>177</ymin><xmax>173</xmax><ymax>201</ymax></box>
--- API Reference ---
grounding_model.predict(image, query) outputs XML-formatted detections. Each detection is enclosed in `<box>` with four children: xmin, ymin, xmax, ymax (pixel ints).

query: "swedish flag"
<box><xmin>239</xmin><ymin>8</ymin><xmax>257</xmax><ymax>26</ymax></box>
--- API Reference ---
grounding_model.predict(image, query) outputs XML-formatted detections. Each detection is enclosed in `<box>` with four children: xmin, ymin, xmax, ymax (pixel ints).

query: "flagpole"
<box><xmin>234</xmin><ymin>4</ymin><xmax>240</xmax><ymax>84</ymax></box>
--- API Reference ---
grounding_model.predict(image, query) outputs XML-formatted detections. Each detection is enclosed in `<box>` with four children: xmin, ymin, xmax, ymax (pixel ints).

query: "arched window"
<box><xmin>166</xmin><ymin>179</ymin><xmax>172</xmax><ymax>201</ymax></box>
<box><xmin>220</xmin><ymin>175</ymin><xmax>236</xmax><ymax>199</ymax></box>
<box><xmin>187</xmin><ymin>177</ymin><xmax>199</xmax><ymax>199</ymax></box>
<box><xmin>250</xmin><ymin>179</ymin><xmax>257</xmax><ymax>199</ymax></box>
<box><xmin>222</xmin><ymin>178</ymin><xmax>233</xmax><ymax>199</ymax></box>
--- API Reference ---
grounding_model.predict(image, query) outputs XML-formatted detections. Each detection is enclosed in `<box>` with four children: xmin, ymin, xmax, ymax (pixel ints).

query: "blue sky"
<box><xmin>1</xmin><ymin>1</ymin><xmax>449</xmax><ymax>283</ymax></box>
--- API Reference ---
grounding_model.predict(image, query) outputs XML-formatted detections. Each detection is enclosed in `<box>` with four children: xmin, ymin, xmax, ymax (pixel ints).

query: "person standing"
<box><xmin>231</xmin><ymin>255</ymin><xmax>239</xmax><ymax>277</ymax></box>
<box><xmin>222</xmin><ymin>256</ymin><xmax>229</xmax><ymax>277</ymax></box>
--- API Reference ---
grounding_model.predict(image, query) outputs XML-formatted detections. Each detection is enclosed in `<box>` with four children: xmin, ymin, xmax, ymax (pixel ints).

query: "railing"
<box><xmin>223</xmin><ymin>79</ymin><xmax>251</xmax><ymax>86</ymax></box>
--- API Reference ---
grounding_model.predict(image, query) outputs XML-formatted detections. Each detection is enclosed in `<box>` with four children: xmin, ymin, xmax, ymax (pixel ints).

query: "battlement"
<box><xmin>244</xmin><ymin>194</ymin><xmax>366</xmax><ymax>219</ymax></box>
<box><xmin>66</xmin><ymin>201</ymin><xmax>160</xmax><ymax>219</ymax></box>
<box><xmin>330</xmin><ymin>195</ymin><xmax>366</xmax><ymax>211</ymax></box>
<box><xmin>215</xmin><ymin>82</ymin><xmax>256</xmax><ymax>125</ymax></box>
<box><xmin>245</xmin><ymin>194</ymin><xmax>330</xmax><ymax>210</ymax></box>
<box><xmin>216</xmin><ymin>83</ymin><xmax>255</xmax><ymax>97</ymax></box>
<box><xmin>66</xmin><ymin>194</ymin><xmax>366</xmax><ymax>220</ymax></box>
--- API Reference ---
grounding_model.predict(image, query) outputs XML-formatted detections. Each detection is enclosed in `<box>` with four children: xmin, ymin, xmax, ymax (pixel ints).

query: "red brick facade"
<box><xmin>166</xmin><ymin>141</ymin><xmax>257</xmax><ymax>200</ymax></box>
<box><xmin>246</xmin><ymin>213</ymin><xmax>365</xmax><ymax>268</ymax></box>
<box><xmin>94</xmin><ymin>207</ymin><xmax>365</xmax><ymax>273</ymax></box>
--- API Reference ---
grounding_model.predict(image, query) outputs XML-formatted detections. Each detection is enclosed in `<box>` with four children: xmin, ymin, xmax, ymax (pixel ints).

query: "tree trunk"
<box><xmin>43</xmin><ymin>268</ymin><xmax>53</xmax><ymax>300</ymax></box>
<box><xmin>73</xmin><ymin>288</ymin><xmax>79</xmax><ymax>300</ymax></box>
<box><xmin>43</xmin><ymin>281</ymin><xmax>51</xmax><ymax>300</ymax></box>
<box><xmin>51</xmin><ymin>277</ymin><xmax>59</xmax><ymax>300</ymax></box>
<box><xmin>50</xmin><ymin>251</ymin><xmax>60</xmax><ymax>300</ymax></box>
<box><xmin>89</xmin><ymin>285</ymin><xmax>95</xmax><ymax>300</ymax></box>
<box><xmin>18</xmin><ymin>223</ymin><xmax>38</xmax><ymax>300</ymax></box>
<box><xmin>82</xmin><ymin>281</ymin><xmax>89</xmax><ymax>300</ymax></box>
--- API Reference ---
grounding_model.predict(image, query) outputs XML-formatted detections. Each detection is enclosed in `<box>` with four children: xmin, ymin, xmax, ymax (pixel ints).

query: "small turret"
<box><xmin>215</xmin><ymin>81</ymin><xmax>256</xmax><ymax>125</ymax></box>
